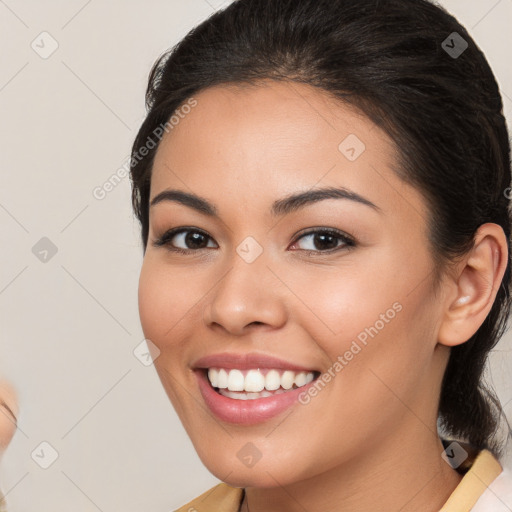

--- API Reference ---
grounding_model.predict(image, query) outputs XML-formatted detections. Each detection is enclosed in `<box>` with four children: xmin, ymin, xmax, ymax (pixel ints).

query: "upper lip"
<box><xmin>192</xmin><ymin>352</ymin><xmax>319</xmax><ymax>372</ymax></box>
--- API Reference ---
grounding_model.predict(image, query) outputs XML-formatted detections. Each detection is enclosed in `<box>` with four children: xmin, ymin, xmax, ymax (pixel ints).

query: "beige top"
<box><xmin>174</xmin><ymin>449</ymin><xmax>505</xmax><ymax>512</ymax></box>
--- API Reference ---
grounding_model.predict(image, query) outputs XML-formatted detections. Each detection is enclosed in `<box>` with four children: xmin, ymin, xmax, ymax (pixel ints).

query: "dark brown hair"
<box><xmin>130</xmin><ymin>0</ymin><xmax>512</xmax><ymax>457</ymax></box>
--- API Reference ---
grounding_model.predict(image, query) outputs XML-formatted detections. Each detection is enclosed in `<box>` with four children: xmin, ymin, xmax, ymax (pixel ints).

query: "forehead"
<box><xmin>149</xmin><ymin>80</ymin><xmax>428</xmax><ymax>223</ymax></box>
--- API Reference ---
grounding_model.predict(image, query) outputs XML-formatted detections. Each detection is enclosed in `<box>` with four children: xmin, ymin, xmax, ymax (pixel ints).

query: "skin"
<box><xmin>138</xmin><ymin>80</ymin><xmax>508</xmax><ymax>512</ymax></box>
<box><xmin>0</xmin><ymin>379</ymin><xmax>18</xmax><ymax>509</ymax></box>
<box><xmin>0</xmin><ymin>379</ymin><xmax>18</xmax><ymax>452</ymax></box>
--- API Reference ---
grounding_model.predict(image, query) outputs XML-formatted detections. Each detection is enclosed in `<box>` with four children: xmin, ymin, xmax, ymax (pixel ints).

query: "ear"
<box><xmin>437</xmin><ymin>223</ymin><xmax>509</xmax><ymax>347</ymax></box>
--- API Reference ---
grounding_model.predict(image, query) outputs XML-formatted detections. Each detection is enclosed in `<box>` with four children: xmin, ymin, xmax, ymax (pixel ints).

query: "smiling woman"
<box><xmin>129</xmin><ymin>0</ymin><xmax>512</xmax><ymax>511</ymax></box>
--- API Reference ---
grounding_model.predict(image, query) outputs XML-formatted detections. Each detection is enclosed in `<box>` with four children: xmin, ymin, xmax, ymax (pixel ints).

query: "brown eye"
<box><xmin>291</xmin><ymin>228</ymin><xmax>355</xmax><ymax>254</ymax></box>
<box><xmin>153</xmin><ymin>228</ymin><xmax>217</xmax><ymax>253</ymax></box>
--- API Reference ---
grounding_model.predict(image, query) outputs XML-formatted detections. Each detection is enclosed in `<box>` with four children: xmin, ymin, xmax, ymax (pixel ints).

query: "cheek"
<box><xmin>137</xmin><ymin>257</ymin><xmax>185</xmax><ymax>346</ymax></box>
<box><xmin>137</xmin><ymin>256</ymin><xmax>214</xmax><ymax>352</ymax></box>
<box><xmin>287</xmin><ymin>252</ymin><xmax>433</xmax><ymax>396</ymax></box>
<box><xmin>297</xmin><ymin>241</ymin><xmax>429</xmax><ymax>341</ymax></box>
<box><xmin>137</xmin><ymin>259</ymin><xmax>195</xmax><ymax>416</ymax></box>
<box><xmin>312</xmin><ymin>276</ymin><xmax>435</xmax><ymax>421</ymax></box>
<box><xmin>286</xmin><ymin>259</ymin><xmax>403</xmax><ymax>347</ymax></box>
<box><xmin>138</xmin><ymin>260</ymin><xmax>161</xmax><ymax>340</ymax></box>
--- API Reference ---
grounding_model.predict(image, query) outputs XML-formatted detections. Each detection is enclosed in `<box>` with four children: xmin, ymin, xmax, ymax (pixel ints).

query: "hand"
<box><xmin>0</xmin><ymin>379</ymin><xmax>18</xmax><ymax>451</ymax></box>
<box><xmin>0</xmin><ymin>379</ymin><xmax>19</xmax><ymax>512</ymax></box>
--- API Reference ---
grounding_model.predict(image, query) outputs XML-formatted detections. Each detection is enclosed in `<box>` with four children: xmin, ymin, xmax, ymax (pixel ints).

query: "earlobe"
<box><xmin>437</xmin><ymin>223</ymin><xmax>508</xmax><ymax>348</ymax></box>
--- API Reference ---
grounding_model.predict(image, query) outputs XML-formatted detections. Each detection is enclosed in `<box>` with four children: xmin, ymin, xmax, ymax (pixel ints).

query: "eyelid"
<box><xmin>152</xmin><ymin>226</ymin><xmax>356</xmax><ymax>254</ymax></box>
<box><xmin>152</xmin><ymin>227</ymin><xmax>217</xmax><ymax>249</ymax></box>
<box><xmin>293</xmin><ymin>227</ymin><xmax>355</xmax><ymax>243</ymax></box>
<box><xmin>291</xmin><ymin>227</ymin><xmax>355</xmax><ymax>254</ymax></box>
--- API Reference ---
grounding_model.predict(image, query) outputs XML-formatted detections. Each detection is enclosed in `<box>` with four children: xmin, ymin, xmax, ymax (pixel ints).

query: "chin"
<box><xmin>195</xmin><ymin>447</ymin><xmax>309</xmax><ymax>488</ymax></box>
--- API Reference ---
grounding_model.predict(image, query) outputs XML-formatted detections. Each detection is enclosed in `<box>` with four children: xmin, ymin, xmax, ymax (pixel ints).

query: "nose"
<box><xmin>202</xmin><ymin>252</ymin><xmax>287</xmax><ymax>336</ymax></box>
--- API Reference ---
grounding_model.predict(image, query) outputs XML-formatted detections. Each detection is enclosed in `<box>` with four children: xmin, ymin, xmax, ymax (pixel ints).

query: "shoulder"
<box><xmin>472</xmin><ymin>465</ymin><xmax>512</xmax><ymax>511</ymax></box>
<box><xmin>173</xmin><ymin>482</ymin><xmax>244</xmax><ymax>512</ymax></box>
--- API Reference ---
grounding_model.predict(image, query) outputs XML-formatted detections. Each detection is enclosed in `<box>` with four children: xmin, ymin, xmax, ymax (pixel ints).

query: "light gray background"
<box><xmin>0</xmin><ymin>0</ymin><xmax>511</xmax><ymax>510</ymax></box>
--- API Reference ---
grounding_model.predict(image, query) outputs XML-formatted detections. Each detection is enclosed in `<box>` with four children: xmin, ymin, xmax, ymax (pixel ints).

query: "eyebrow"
<box><xmin>149</xmin><ymin>186</ymin><xmax>381</xmax><ymax>217</ymax></box>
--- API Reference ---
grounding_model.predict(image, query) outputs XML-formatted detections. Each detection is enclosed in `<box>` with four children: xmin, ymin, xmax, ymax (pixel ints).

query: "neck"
<box><xmin>240</xmin><ymin>427</ymin><xmax>463</xmax><ymax>512</ymax></box>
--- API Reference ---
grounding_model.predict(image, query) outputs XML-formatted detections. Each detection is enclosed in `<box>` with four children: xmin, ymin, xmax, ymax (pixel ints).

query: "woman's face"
<box><xmin>138</xmin><ymin>80</ymin><xmax>452</xmax><ymax>487</ymax></box>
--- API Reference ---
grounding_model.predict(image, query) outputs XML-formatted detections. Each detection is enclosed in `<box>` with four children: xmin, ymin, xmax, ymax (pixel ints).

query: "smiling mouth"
<box><xmin>204</xmin><ymin>367</ymin><xmax>321</xmax><ymax>400</ymax></box>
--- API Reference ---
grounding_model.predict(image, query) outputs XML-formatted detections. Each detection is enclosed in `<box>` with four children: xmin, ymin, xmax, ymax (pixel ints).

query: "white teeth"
<box><xmin>208</xmin><ymin>369</ymin><xmax>219</xmax><ymax>388</ymax></box>
<box><xmin>245</xmin><ymin>369</ymin><xmax>265</xmax><ymax>392</ymax></box>
<box><xmin>217</xmin><ymin>369</ymin><xmax>228</xmax><ymax>389</ymax></box>
<box><xmin>219</xmin><ymin>388</ymin><xmax>287</xmax><ymax>400</ymax></box>
<box><xmin>295</xmin><ymin>372</ymin><xmax>307</xmax><ymax>387</ymax></box>
<box><xmin>265</xmin><ymin>370</ymin><xmax>281</xmax><ymax>391</ymax></box>
<box><xmin>281</xmin><ymin>370</ymin><xmax>295</xmax><ymax>390</ymax></box>
<box><xmin>207</xmin><ymin>367</ymin><xmax>316</xmax><ymax>393</ymax></box>
<box><xmin>227</xmin><ymin>369</ymin><xmax>245</xmax><ymax>391</ymax></box>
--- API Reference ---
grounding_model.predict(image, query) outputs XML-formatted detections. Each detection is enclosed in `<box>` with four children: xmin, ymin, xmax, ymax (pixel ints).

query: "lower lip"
<box><xmin>195</xmin><ymin>370</ymin><xmax>317</xmax><ymax>425</ymax></box>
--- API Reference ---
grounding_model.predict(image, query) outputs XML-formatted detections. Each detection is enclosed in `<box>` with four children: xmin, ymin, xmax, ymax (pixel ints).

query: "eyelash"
<box><xmin>152</xmin><ymin>227</ymin><xmax>356</xmax><ymax>256</ymax></box>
